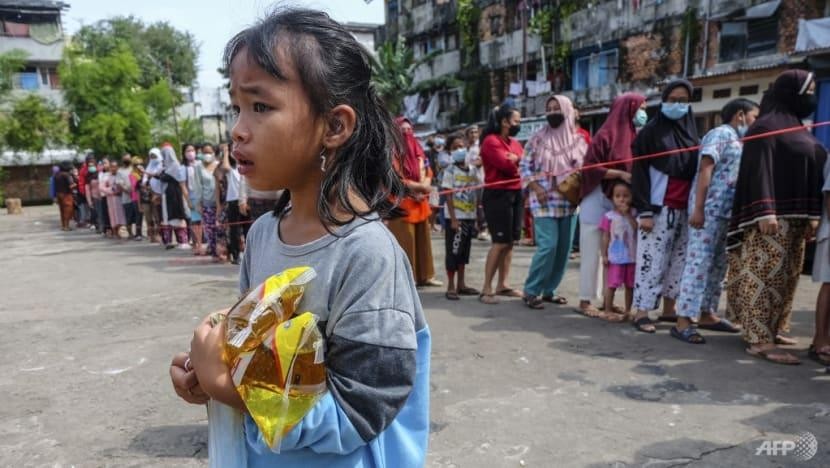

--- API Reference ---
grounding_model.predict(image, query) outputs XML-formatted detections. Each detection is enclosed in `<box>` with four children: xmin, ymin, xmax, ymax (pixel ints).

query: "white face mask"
<box><xmin>202</xmin><ymin>153</ymin><xmax>215</xmax><ymax>164</ymax></box>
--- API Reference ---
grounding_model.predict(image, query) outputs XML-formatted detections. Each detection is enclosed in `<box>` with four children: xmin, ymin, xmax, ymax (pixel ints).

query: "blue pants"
<box><xmin>677</xmin><ymin>216</ymin><xmax>729</xmax><ymax>319</ymax></box>
<box><xmin>524</xmin><ymin>215</ymin><xmax>575</xmax><ymax>297</ymax></box>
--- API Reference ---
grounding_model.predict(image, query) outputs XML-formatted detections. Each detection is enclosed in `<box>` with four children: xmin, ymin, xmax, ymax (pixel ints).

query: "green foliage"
<box><xmin>0</xmin><ymin>49</ymin><xmax>28</xmax><ymax>99</ymax></box>
<box><xmin>2</xmin><ymin>94</ymin><xmax>67</xmax><ymax>154</ymax></box>
<box><xmin>529</xmin><ymin>7</ymin><xmax>553</xmax><ymax>43</ymax></box>
<box><xmin>61</xmin><ymin>45</ymin><xmax>152</xmax><ymax>154</ymax></box>
<box><xmin>456</xmin><ymin>0</ymin><xmax>481</xmax><ymax>67</ymax></box>
<box><xmin>73</xmin><ymin>16</ymin><xmax>199</xmax><ymax>88</ymax></box>
<box><xmin>371</xmin><ymin>39</ymin><xmax>441</xmax><ymax>115</ymax></box>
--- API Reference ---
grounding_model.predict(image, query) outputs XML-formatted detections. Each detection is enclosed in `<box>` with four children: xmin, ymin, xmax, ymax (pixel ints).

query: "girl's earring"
<box><xmin>320</xmin><ymin>148</ymin><xmax>327</xmax><ymax>173</ymax></box>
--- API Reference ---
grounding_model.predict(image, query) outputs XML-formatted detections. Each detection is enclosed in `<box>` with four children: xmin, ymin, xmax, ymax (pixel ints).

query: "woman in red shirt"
<box><xmin>478</xmin><ymin>104</ymin><xmax>524</xmax><ymax>304</ymax></box>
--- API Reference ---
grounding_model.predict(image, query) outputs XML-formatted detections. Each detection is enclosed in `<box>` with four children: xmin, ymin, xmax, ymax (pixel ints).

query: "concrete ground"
<box><xmin>1</xmin><ymin>205</ymin><xmax>829</xmax><ymax>468</ymax></box>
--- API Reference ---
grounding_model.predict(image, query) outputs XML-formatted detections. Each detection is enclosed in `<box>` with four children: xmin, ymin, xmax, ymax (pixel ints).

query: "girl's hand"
<box><xmin>169</xmin><ymin>352</ymin><xmax>209</xmax><ymax>405</ymax></box>
<box><xmin>602</xmin><ymin>256</ymin><xmax>609</xmax><ymax>266</ymax></box>
<box><xmin>450</xmin><ymin>218</ymin><xmax>460</xmax><ymax>231</ymax></box>
<box><xmin>639</xmin><ymin>217</ymin><xmax>654</xmax><ymax>232</ymax></box>
<box><xmin>618</xmin><ymin>171</ymin><xmax>632</xmax><ymax>184</ymax></box>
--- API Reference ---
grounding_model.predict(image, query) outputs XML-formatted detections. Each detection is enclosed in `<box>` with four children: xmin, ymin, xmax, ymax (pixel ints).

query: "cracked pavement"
<box><xmin>2</xmin><ymin>206</ymin><xmax>829</xmax><ymax>467</ymax></box>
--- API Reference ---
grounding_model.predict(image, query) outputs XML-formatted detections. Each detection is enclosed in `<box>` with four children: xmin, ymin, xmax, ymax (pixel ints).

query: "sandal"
<box><xmin>632</xmin><ymin>316</ymin><xmax>656</xmax><ymax>333</ymax></box>
<box><xmin>746</xmin><ymin>347</ymin><xmax>801</xmax><ymax>365</ymax></box>
<box><xmin>457</xmin><ymin>286</ymin><xmax>480</xmax><ymax>296</ymax></box>
<box><xmin>698</xmin><ymin>318</ymin><xmax>740</xmax><ymax>333</ymax></box>
<box><xmin>542</xmin><ymin>295</ymin><xmax>568</xmax><ymax>305</ymax></box>
<box><xmin>523</xmin><ymin>295</ymin><xmax>545</xmax><ymax>310</ymax></box>
<box><xmin>670</xmin><ymin>326</ymin><xmax>706</xmax><ymax>344</ymax></box>
<box><xmin>808</xmin><ymin>345</ymin><xmax>830</xmax><ymax>365</ymax></box>
<box><xmin>445</xmin><ymin>291</ymin><xmax>460</xmax><ymax>301</ymax></box>
<box><xmin>496</xmin><ymin>288</ymin><xmax>523</xmax><ymax>298</ymax></box>
<box><xmin>775</xmin><ymin>335</ymin><xmax>798</xmax><ymax>346</ymax></box>
<box><xmin>479</xmin><ymin>293</ymin><xmax>499</xmax><ymax>305</ymax></box>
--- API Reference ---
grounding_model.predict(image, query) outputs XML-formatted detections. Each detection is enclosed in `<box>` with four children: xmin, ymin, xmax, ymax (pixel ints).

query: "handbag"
<box><xmin>556</xmin><ymin>171</ymin><xmax>582</xmax><ymax>206</ymax></box>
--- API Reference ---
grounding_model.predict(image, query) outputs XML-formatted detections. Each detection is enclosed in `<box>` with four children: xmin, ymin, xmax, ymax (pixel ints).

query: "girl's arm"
<box><xmin>601</xmin><ymin>230</ymin><xmax>610</xmax><ymax>265</ymax></box>
<box><xmin>689</xmin><ymin>156</ymin><xmax>715</xmax><ymax>229</ymax></box>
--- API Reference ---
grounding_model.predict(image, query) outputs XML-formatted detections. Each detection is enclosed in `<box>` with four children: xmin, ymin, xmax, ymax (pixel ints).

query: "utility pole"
<box><xmin>521</xmin><ymin>0</ymin><xmax>529</xmax><ymax>98</ymax></box>
<box><xmin>165</xmin><ymin>59</ymin><xmax>180</xmax><ymax>144</ymax></box>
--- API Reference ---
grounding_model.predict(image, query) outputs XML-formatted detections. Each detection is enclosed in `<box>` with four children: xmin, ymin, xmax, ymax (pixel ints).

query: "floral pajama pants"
<box><xmin>633</xmin><ymin>208</ymin><xmax>689</xmax><ymax>312</ymax></box>
<box><xmin>676</xmin><ymin>216</ymin><xmax>729</xmax><ymax>319</ymax></box>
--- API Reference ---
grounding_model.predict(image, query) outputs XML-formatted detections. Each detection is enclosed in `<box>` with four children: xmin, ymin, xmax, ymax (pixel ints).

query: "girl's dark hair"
<box><xmin>223</xmin><ymin>7</ymin><xmax>404</xmax><ymax>226</ymax></box>
<box><xmin>480</xmin><ymin>103</ymin><xmax>518</xmax><ymax>144</ymax></box>
<box><xmin>721</xmin><ymin>98</ymin><xmax>759</xmax><ymax>123</ymax></box>
<box><xmin>610</xmin><ymin>179</ymin><xmax>631</xmax><ymax>193</ymax></box>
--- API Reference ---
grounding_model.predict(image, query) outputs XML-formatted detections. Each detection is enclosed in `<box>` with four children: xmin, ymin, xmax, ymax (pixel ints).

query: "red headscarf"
<box><xmin>395</xmin><ymin>116</ymin><xmax>424</xmax><ymax>182</ymax></box>
<box><xmin>580</xmin><ymin>92</ymin><xmax>646</xmax><ymax>198</ymax></box>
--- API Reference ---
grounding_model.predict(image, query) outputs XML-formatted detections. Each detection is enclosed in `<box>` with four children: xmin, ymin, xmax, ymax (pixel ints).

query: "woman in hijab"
<box><xmin>158</xmin><ymin>145</ymin><xmax>191</xmax><ymax>250</ymax></box>
<box><xmin>727</xmin><ymin>70</ymin><xmax>825</xmax><ymax>365</ymax></box>
<box><xmin>100</xmin><ymin>160</ymin><xmax>127</xmax><ymax>238</ymax></box>
<box><xmin>577</xmin><ymin>92</ymin><xmax>647</xmax><ymax>319</ymax></box>
<box><xmin>388</xmin><ymin>117</ymin><xmax>442</xmax><ymax>287</ymax></box>
<box><xmin>630</xmin><ymin>79</ymin><xmax>699</xmax><ymax>333</ymax></box>
<box><xmin>519</xmin><ymin>95</ymin><xmax>586</xmax><ymax>309</ymax></box>
<box><xmin>143</xmin><ymin>148</ymin><xmax>164</xmax><ymax>243</ymax></box>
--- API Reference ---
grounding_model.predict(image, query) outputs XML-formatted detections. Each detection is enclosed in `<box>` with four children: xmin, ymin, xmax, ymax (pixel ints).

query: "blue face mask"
<box><xmin>737</xmin><ymin>125</ymin><xmax>748</xmax><ymax>137</ymax></box>
<box><xmin>434</xmin><ymin>138</ymin><xmax>446</xmax><ymax>148</ymax></box>
<box><xmin>633</xmin><ymin>109</ymin><xmax>648</xmax><ymax>128</ymax></box>
<box><xmin>661</xmin><ymin>102</ymin><xmax>689</xmax><ymax>120</ymax></box>
<box><xmin>451</xmin><ymin>148</ymin><xmax>467</xmax><ymax>164</ymax></box>
<box><xmin>88</xmin><ymin>166</ymin><xmax>97</xmax><ymax>174</ymax></box>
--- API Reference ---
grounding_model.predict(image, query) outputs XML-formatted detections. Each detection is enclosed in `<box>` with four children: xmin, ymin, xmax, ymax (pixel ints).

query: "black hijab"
<box><xmin>630</xmin><ymin>79</ymin><xmax>700</xmax><ymax>215</ymax></box>
<box><xmin>728</xmin><ymin>70</ymin><xmax>827</xmax><ymax>246</ymax></box>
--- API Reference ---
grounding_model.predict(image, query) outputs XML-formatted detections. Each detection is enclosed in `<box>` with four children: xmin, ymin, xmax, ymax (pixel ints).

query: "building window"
<box><xmin>739</xmin><ymin>84</ymin><xmax>759</xmax><ymax>96</ymax></box>
<box><xmin>48</xmin><ymin>68</ymin><xmax>60</xmax><ymax>89</ymax></box>
<box><xmin>713</xmin><ymin>88</ymin><xmax>732</xmax><ymax>99</ymax></box>
<box><xmin>15</xmin><ymin>67</ymin><xmax>39</xmax><ymax>90</ymax></box>
<box><xmin>489</xmin><ymin>15</ymin><xmax>502</xmax><ymax>36</ymax></box>
<box><xmin>719</xmin><ymin>16</ymin><xmax>778</xmax><ymax>62</ymax></box>
<box><xmin>446</xmin><ymin>33</ymin><xmax>457</xmax><ymax>51</ymax></box>
<box><xmin>572</xmin><ymin>49</ymin><xmax>618</xmax><ymax>91</ymax></box>
<box><xmin>40</xmin><ymin>68</ymin><xmax>49</xmax><ymax>86</ymax></box>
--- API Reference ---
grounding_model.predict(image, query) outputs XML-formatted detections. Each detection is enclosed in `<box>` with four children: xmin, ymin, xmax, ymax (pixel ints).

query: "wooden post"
<box><xmin>6</xmin><ymin>198</ymin><xmax>23</xmax><ymax>215</ymax></box>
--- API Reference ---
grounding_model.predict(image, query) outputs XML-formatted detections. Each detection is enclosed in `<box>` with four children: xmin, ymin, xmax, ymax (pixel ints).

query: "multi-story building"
<box><xmin>380</xmin><ymin>0</ymin><xmax>828</xmax><ymax>135</ymax></box>
<box><xmin>1</xmin><ymin>0</ymin><xmax>72</xmax><ymax>204</ymax></box>
<box><xmin>0</xmin><ymin>0</ymin><xmax>68</xmax><ymax>106</ymax></box>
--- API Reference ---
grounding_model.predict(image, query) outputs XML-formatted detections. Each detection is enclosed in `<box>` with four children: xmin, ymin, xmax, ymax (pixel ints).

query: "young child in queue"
<box><xmin>441</xmin><ymin>133</ymin><xmax>481</xmax><ymax>300</ymax></box>
<box><xmin>599</xmin><ymin>181</ymin><xmax>637</xmax><ymax>319</ymax></box>
<box><xmin>168</xmin><ymin>8</ymin><xmax>430</xmax><ymax>467</ymax></box>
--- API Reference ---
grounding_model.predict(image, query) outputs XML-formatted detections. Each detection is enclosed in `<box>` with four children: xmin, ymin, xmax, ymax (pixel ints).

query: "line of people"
<box><xmin>50</xmin><ymin>142</ymin><xmax>279</xmax><ymax>264</ymax></box>
<box><xmin>391</xmin><ymin>69</ymin><xmax>828</xmax><ymax>366</ymax></box>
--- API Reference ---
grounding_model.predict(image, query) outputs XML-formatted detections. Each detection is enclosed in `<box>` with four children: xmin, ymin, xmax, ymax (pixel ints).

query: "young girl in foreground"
<box><xmin>169</xmin><ymin>9</ymin><xmax>430</xmax><ymax>466</ymax></box>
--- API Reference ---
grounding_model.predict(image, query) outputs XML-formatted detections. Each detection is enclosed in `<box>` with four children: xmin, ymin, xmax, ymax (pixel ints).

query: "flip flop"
<box><xmin>746</xmin><ymin>347</ymin><xmax>801</xmax><ymax>365</ymax></box>
<box><xmin>775</xmin><ymin>335</ymin><xmax>798</xmax><ymax>346</ymax></box>
<box><xmin>808</xmin><ymin>345</ymin><xmax>830</xmax><ymax>365</ymax></box>
<box><xmin>445</xmin><ymin>291</ymin><xmax>460</xmax><ymax>301</ymax></box>
<box><xmin>698</xmin><ymin>319</ymin><xmax>740</xmax><ymax>333</ymax></box>
<box><xmin>632</xmin><ymin>317</ymin><xmax>656</xmax><ymax>333</ymax></box>
<box><xmin>671</xmin><ymin>326</ymin><xmax>706</xmax><ymax>344</ymax></box>
<box><xmin>457</xmin><ymin>286</ymin><xmax>480</xmax><ymax>296</ymax></box>
<box><xmin>479</xmin><ymin>293</ymin><xmax>499</xmax><ymax>305</ymax></box>
<box><xmin>523</xmin><ymin>295</ymin><xmax>545</xmax><ymax>310</ymax></box>
<box><xmin>496</xmin><ymin>288</ymin><xmax>523</xmax><ymax>298</ymax></box>
<box><xmin>542</xmin><ymin>295</ymin><xmax>568</xmax><ymax>305</ymax></box>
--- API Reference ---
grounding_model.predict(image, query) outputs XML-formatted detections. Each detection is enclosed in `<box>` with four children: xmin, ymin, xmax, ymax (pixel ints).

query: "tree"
<box><xmin>60</xmin><ymin>45</ymin><xmax>152</xmax><ymax>154</ymax></box>
<box><xmin>371</xmin><ymin>39</ymin><xmax>443</xmax><ymax>115</ymax></box>
<box><xmin>0</xmin><ymin>49</ymin><xmax>27</xmax><ymax>100</ymax></box>
<box><xmin>73</xmin><ymin>16</ymin><xmax>199</xmax><ymax>88</ymax></box>
<box><xmin>2</xmin><ymin>94</ymin><xmax>67</xmax><ymax>154</ymax></box>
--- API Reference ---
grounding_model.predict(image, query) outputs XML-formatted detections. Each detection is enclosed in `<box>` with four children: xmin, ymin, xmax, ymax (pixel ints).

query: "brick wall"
<box><xmin>778</xmin><ymin>0</ymin><xmax>822</xmax><ymax>53</ymax></box>
<box><xmin>2</xmin><ymin>165</ymin><xmax>54</xmax><ymax>205</ymax></box>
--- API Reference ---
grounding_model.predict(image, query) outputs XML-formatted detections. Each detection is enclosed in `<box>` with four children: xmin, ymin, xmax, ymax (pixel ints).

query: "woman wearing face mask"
<box><xmin>672</xmin><ymin>98</ymin><xmax>759</xmax><ymax>344</ymax></box>
<box><xmin>630</xmin><ymin>79</ymin><xmax>699</xmax><ymax>333</ymax></box>
<box><xmin>192</xmin><ymin>145</ymin><xmax>220</xmax><ymax>258</ymax></box>
<box><xmin>101</xmin><ymin>160</ymin><xmax>127</xmax><ymax>238</ymax></box>
<box><xmin>727</xmin><ymin>70</ymin><xmax>826</xmax><ymax>364</ymax></box>
<box><xmin>578</xmin><ymin>92</ymin><xmax>646</xmax><ymax>320</ymax></box>
<box><xmin>518</xmin><ymin>95</ymin><xmax>586</xmax><ymax>309</ymax></box>
<box><xmin>182</xmin><ymin>144</ymin><xmax>204</xmax><ymax>254</ymax></box>
<box><xmin>478</xmin><ymin>103</ymin><xmax>524</xmax><ymax>304</ymax></box>
<box><xmin>388</xmin><ymin>117</ymin><xmax>442</xmax><ymax>287</ymax></box>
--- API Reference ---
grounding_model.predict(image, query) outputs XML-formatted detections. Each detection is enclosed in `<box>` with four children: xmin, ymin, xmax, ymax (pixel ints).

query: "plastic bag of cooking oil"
<box><xmin>208</xmin><ymin>266</ymin><xmax>326</xmax><ymax>465</ymax></box>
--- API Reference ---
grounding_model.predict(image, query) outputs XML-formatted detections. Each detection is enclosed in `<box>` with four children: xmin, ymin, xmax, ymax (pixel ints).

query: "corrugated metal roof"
<box><xmin>0</xmin><ymin>0</ymin><xmax>68</xmax><ymax>10</ymax></box>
